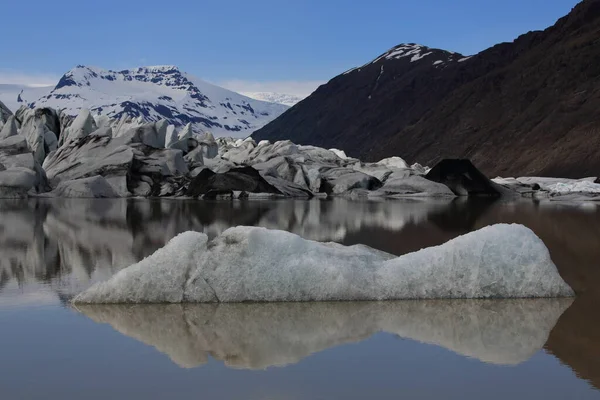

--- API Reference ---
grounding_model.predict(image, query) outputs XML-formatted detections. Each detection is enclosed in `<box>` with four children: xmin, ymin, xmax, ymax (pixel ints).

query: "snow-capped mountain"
<box><xmin>241</xmin><ymin>92</ymin><xmax>304</xmax><ymax>107</ymax></box>
<box><xmin>28</xmin><ymin>65</ymin><xmax>289</xmax><ymax>138</ymax></box>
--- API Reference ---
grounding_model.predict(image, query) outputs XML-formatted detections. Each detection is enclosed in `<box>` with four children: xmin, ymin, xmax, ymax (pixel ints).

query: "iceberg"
<box><xmin>74</xmin><ymin>299</ymin><xmax>572</xmax><ymax>369</ymax></box>
<box><xmin>73</xmin><ymin>223</ymin><xmax>574</xmax><ymax>304</ymax></box>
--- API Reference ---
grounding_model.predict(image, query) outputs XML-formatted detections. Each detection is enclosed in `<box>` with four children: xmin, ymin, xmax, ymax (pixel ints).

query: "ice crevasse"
<box><xmin>73</xmin><ymin>224</ymin><xmax>575</xmax><ymax>303</ymax></box>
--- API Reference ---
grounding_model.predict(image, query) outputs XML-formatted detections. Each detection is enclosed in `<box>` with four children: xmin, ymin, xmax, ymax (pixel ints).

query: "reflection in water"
<box><xmin>75</xmin><ymin>299</ymin><xmax>571</xmax><ymax>369</ymax></box>
<box><xmin>1</xmin><ymin>197</ymin><xmax>600</xmax><ymax>390</ymax></box>
<box><xmin>0</xmin><ymin>198</ymin><xmax>457</xmax><ymax>293</ymax></box>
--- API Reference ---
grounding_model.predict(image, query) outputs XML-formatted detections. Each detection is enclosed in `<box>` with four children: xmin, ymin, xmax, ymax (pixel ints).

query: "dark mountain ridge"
<box><xmin>253</xmin><ymin>0</ymin><xmax>600</xmax><ymax>177</ymax></box>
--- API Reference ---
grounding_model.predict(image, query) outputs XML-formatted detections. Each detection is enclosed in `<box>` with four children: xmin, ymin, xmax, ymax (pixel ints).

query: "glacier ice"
<box><xmin>377</xmin><ymin>156</ymin><xmax>409</xmax><ymax>169</ymax></box>
<box><xmin>73</xmin><ymin>223</ymin><xmax>574</xmax><ymax>304</ymax></box>
<box><xmin>492</xmin><ymin>176</ymin><xmax>600</xmax><ymax>200</ymax></box>
<box><xmin>49</xmin><ymin>176</ymin><xmax>118</xmax><ymax>198</ymax></box>
<box><xmin>59</xmin><ymin>108</ymin><xmax>97</xmax><ymax>146</ymax></box>
<box><xmin>0</xmin><ymin>167</ymin><xmax>37</xmax><ymax>189</ymax></box>
<box><xmin>75</xmin><ymin>299</ymin><xmax>572</xmax><ymax>369</ymax></box>
<box><xmin>0</xmin><ymin>116</ymin><xmax>19</xmax><ymax>139</ymax></box>
<box><xmin>0</xmin><ymin>134</ymin><xmax>47</xmax><ymax>197</ymax></box>
<box><xmin>546</xmin><ymin>180</ymin><xmax>600</xmax><ymax>195</ymax></box>
<box><xmin>369</xmin><ymin>175</ymin><xmax>455</xmax><ymax>197</ymax></box>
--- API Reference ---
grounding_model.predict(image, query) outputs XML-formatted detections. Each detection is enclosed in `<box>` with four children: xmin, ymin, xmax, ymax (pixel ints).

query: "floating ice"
<box><xmin>75</xmin><ymin>299</ymin><xmax>572</xmax><ymax>369</ymax></box>
<box><xmin>73</xmin><ymin>224</ymin><xmax>574</xmax><ymax>304</ymax></box>
<box><xmin>546</xmin><ymin>180</ymin><xmax>600</xmax><ymax>195</ymax></box>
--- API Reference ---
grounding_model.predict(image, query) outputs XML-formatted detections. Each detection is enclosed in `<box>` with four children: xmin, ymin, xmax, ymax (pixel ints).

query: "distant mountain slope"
<box><xmin>27</xmin><ymin>65</ymin><xmax>288</xmax><ymax>138</ymax></box>
<box><xmin>241</xmin><ymin>92</ymin><xmax>304</xmax><ymax>107</ymax></box>
<box><xmin>0</xmin><ymin>84</ymin><xmax>52</xmax><ymax>113</ymax></box>
<box><xmin>254</xmin><ymin>0</ymin><xmax>600</xmax><ymax>177</ymax></box>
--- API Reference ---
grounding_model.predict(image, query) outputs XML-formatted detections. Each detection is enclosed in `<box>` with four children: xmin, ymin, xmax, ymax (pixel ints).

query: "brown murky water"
<box><xmin>0</xmin><ymin>198</ymin><xmax>599</xmax><ymax>399</ymax></box>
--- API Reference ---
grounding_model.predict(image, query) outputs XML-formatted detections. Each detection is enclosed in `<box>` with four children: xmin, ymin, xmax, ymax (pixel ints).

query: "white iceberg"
<box><xmin>73</xmin><ymin>223</ymin><xmax>574</xmax><ymax>304</ymax></box>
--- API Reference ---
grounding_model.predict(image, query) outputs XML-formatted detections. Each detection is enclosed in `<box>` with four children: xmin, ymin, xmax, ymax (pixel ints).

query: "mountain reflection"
<box><xmin>75</xmin><ymin>299</ymin><xmax>571</xmax><ymax>369</ymax></box>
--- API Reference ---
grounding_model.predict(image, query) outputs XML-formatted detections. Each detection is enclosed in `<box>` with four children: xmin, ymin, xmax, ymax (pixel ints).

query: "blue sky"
<box><xmin>0</xmin><ymin>0</ymin><xmax>581</xmax><ymax>95</ymax></box>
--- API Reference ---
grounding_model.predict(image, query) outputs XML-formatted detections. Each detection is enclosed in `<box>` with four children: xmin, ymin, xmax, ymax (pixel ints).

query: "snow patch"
<box><xmin>411</xmin><ymin>51</ymin><xmax>433</xmax><ymax>62</ymax></box>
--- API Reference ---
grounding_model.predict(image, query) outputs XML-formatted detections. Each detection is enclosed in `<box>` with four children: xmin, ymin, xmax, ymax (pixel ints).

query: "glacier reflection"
<box><xmin>75</xmin><ymin>299</ymin><xmax>571</xmax><ymax>369</ymax></box>
<box><xmin>0</xmin><ymin>197</ymin><xmax>457</xmax><ymax>292</ymax></box>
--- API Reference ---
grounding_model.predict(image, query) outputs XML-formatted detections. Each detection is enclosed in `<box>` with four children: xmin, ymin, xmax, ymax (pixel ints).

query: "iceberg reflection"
<box><xmin>75</xmin><ymin>299</ymin><xmax>571</xmax><ymax>369</ymax></box>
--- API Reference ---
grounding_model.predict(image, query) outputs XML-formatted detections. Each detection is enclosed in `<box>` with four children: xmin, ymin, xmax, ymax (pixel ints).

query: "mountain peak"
<box><xmin>371</xmin><ymin>43</ymin><xmax>465</xmax><ymax>64</ymax></box>
<box><xmin>343</xmin><ymin>42</ymin><xmax>465</xmax><ymax>75</ymax></box>
<box><xmin>32</xmin><ymin>65</ymin><xmax>289</xmax><ymax>138</ymax></box>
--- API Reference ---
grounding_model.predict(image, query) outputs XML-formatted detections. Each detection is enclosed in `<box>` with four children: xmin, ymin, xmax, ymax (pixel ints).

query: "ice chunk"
<box><xmin>376</xmin><ymin>156</ymin><xmax>409</xmax><ymax>169</ymax></box>
<box><xmin>546</xmin><ymin>180</ymin><xmax>600</xmax><ymax>195</ymax></box>
<box><xmin>164</xmin><ymin>124</ymin><xmax>177</xmax><ymax>148</ymax></box>
<box><xmin>75</xmin><ymin>299</ymin><xmax>572</xmax><ymax>369</ymax></box>
<box><xmin>370</xmin><ymin>175</ymin><xmax>456</xmax><ymax>197</ymax></box>
<box><xmin>328</xmin><ymin>148</ymin><xmax>349</xmax><ymax>160</ymax></box>
<box><xmin>79</xmin><ymin>231</ymin><xmax>209</xmax><ymax>303</ymax></box>
<box><xmin>320</xmin><ymin>167</ymin><xmax>382</xmax><ymax>194</ymax></box>
<box><xmin>0</xmin><ymin>116</ymin><xmax>19</xmax><ymax>139</ymax></box>
<box><xmin>60</xmin><ymin>109</ymin><xmax>97</xmax><ymax>146</ymax></box>
<box><xmin>73</xmin><ymin>224</ymin><xmax>574</xmax><ymax>304</ymax></box>
<box><xmin>49</xmin><ymin>176</ymin><xmax>118</xmax><ymax>198</ymax></box>
<box><xmin>0</xmin><ymin>167</ymin><xmax>37</xmax><ymax>189</ymax></box>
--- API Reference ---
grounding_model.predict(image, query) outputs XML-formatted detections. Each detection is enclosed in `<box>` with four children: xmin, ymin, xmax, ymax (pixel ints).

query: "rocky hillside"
<box><xmin>253</xmin><ymin>0</ymin><xmax>600</xmax><ymax>178</ymax></box>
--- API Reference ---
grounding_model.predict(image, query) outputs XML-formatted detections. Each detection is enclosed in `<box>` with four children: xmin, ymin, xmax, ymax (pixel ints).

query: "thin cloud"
<box><xmin>0</xmin><ymin>70</ymin><xmax>59</xmax><ymax>87</ymax></box>
<box><xmin>218</xmin><ymin>79</ymin><xmax>324</xmax><ymax>98</ymax></box>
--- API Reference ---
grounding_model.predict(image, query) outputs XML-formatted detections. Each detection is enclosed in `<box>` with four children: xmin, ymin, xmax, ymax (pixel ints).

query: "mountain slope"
<box><xmin>252</xmin><ymin>43</ymin><xmax>469</xmax><ymax>161</ymax></box>
<box><xmin>30</xmin><ymin>65</ymin><xmax>289</xmax><ymax>138</ymax></box>
<box><xmin>253</xmin><ymin>0</ymin><xmax>600</xmax><ymax>177</ymax></box>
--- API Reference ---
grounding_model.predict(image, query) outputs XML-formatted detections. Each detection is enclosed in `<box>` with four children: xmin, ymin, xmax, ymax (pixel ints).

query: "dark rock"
<box><xmin>186</xmin><ymin>166</ymin><xmax>281</xmax><ymax>197</ymax></box>
<box><xmin>425</xmin><ymin>159</ymin><xmax>500</xmax><ymax>197</ymax></box>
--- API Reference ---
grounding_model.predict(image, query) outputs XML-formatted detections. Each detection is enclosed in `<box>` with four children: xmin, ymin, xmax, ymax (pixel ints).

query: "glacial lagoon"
<box><xmin>1</xmin><ymin>197</ymin><xmax>600</xmax><ymax>399</ymax></box>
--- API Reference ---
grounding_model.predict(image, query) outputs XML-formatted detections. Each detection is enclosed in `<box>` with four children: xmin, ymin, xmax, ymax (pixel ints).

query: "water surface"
<box><xmin>0</xmin><ymin>198</ymin><xmax>599</xmax><ymax>399</ymax></box>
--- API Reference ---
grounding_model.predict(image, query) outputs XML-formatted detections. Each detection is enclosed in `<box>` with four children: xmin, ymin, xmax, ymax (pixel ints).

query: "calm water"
<box><xmin>0</xmin><ymin>197</ymin><xmax>599</xmax><ymax>399</ymax></box>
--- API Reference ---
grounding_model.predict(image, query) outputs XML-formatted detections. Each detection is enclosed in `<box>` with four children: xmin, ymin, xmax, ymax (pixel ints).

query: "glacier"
<box><xmin>2</xmin><ymin>99</ymin><xmax>597</xmax><ymax>200</ymax></box>
<box><xmin>74</xmin><ymin>299</ymin><xmax>572</xmax><ymax>369</ymax></box>
<box><xmin>72</xmin><ymin>223</ymin><xmax>574</xmax><ymax>304</ymax></box>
